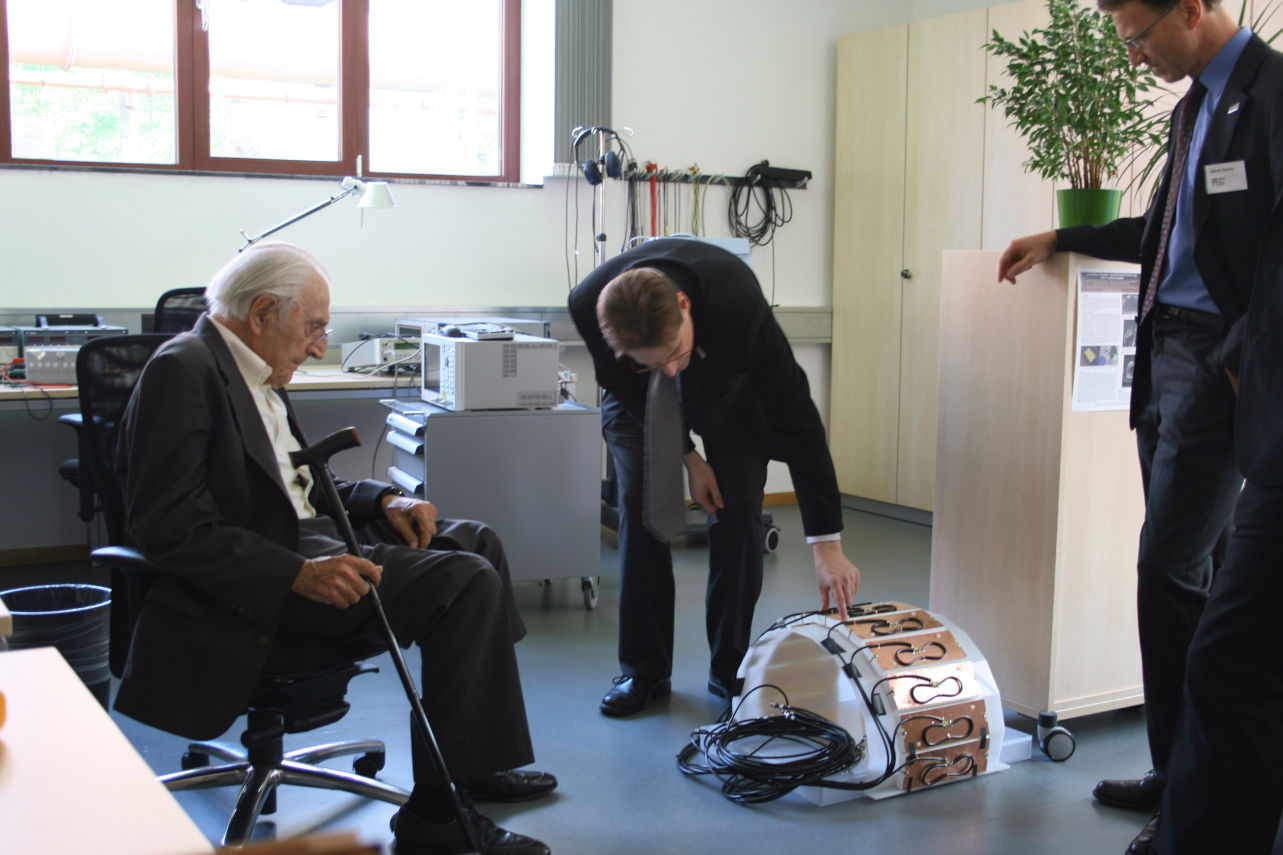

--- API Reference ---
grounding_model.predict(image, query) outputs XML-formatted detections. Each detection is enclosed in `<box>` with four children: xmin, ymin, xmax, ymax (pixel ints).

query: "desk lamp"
<box><xmin>238</xmin><ymin>175</ymin><xmax>397</xmax><ymax>251</ymax></box>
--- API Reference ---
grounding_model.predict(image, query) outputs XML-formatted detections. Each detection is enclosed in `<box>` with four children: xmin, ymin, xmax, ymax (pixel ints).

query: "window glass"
<box><xmin>207</xmin><ymin>0</ymin><xmax>339</xmax><ymax>161</ymax></box>
<box><xmin>368</xmin><ymin>0</ymin><xmax>502</xmax><ymax>176</ymax></box>
<box><xmin>7</xmin><ymin>0</ymin><xmax>175</xmax><ymax>163</ymax></box>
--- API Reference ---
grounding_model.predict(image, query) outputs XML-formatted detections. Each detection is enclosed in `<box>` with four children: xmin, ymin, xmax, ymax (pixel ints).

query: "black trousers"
<box><xmin>1133</xmin><ymin>312</ymin><xmax>1242</xmax><ymax>774</ymax></box>
<box><xmin>272</xmin><ymin>515</ymin><xmax>533</xmax><ymax>785</ymax></box>
<box><xmin>1156</xmin><ymin>481</ymin><xmax>1283</xmax><ymax>854</ymax></box>
<box><xmin>602</xmin><ymin>391</ymin><xmax>767</xmax><ymax>689</ymax></box>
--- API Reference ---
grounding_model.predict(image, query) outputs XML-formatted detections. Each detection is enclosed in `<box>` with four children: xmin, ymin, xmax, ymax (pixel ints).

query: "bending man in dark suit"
<box><xmin>569</xmin><ymin>239</ymin><xmax>861</xmax><ymax>717</ymax></box>
<box><xmin>117</xmin><ymin>241</ymin><xmax>553</xmax><ymax>855</ymax></box>
<box><xmin>1153</xmin><ymin>192</ymin><xmax>1283</xmax><ymax>853</ymax></box>
<box><xmin>997</xmin><ymin>2</ymin><xmax>1283</xmax><ymax>851</ymax></box>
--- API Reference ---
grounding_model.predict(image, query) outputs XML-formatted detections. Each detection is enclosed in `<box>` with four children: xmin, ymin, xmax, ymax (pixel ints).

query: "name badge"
<box><xmin>1205</xmin><ymin>160</ymin><xmax>1248</xmax><ymax>194</ymax></box>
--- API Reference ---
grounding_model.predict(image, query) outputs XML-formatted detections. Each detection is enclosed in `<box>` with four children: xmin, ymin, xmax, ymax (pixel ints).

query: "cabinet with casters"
<box><xmin>382</xmin><ymin>400</ymin><xmax>605</xmax><ymax>609</ymax></box>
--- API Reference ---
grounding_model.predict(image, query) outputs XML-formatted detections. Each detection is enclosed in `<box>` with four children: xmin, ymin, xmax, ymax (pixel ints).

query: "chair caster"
<box><xmin>353</xmin><ymin>751</ymin><xmax>386</xmax><ymax>778</ymax></box>
<box><xmin>1037</xmin><ymin>711</ymin><xmax>1076</xmax><ymax>762</ymax></box>
<box><xmin>582</xmin><ymin>576</ymin><xmax>599</xmax><ymax>610</ymax></box>
<box><xmin>181</xmin><ymin>751</ymin><xmax>210</xmax><ymax>770</ymax></box>
<box><xmin>764</xmin><ymin>525</ymin><xmax>781</xmax><ymax>554</ymax></box>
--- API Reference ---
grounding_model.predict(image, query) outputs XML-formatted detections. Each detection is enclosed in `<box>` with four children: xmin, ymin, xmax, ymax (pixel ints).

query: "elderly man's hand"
<box><xmin>381</xmin><ymin>494</ymin><xmax>439</xmax><ymax>549</ymax></box>
<box><xmin>292</xmin><ymin>554</ymin><xmax>382</xmax><ymax>608</ymax></box>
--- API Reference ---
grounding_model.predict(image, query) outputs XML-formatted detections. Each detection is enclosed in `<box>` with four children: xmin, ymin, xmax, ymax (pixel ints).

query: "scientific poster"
<box><xmin>1072</xmin><ymin>270</ymin><xmax>1140</xmax><ymax>412</ymax></box>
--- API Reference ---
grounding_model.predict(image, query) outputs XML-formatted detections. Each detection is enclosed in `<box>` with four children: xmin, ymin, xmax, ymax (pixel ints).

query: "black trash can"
<box><xmin>1</xmin><ymin>584</ymin><xmax>112</xmax><ymax>708</ymax></box>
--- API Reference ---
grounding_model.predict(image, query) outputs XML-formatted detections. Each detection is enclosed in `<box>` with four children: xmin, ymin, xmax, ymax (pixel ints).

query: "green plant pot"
<box><xmin>1057</xmin><ymin>188</ymin><xmax>1123</xmax><ymax>228</ymax></box>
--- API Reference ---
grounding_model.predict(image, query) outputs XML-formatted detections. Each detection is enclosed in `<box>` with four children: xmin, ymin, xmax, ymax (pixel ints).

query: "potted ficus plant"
<box><xmin>979</xmin><ymin>0</ymin><xmax>1166</xmax><ymax>226</ymax></box>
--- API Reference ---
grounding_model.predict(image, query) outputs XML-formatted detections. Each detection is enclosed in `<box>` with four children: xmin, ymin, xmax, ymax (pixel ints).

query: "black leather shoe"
<box><xmin>390</xmin><ymin>804</ymin><xmax>550</xmax><ymax>855</ymax></box>
<box><xmin>461</xmin><ymin>769</ymin><xmax>558</xmax><ymax>803</ymax></box>
<box><xmin>1093</xmin><ymin>769</ymin><xmax>1165</xmax><ymax>812</ymax></box>
<box><xmin>1126</xmin><ymin>813</ymin><xmax>1160</xmax><ymax>855</ymax></box>
<box><xmin>600</xmin><ymin>674</ymin><xmax>671</xmax><ymax>717</ymax></box>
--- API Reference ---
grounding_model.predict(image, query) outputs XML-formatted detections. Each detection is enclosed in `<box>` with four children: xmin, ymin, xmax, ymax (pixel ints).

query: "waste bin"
<box><xmin>1</xmin><ymin>584</ymin><xmax>111</xmax><ymax>708</ymax></box>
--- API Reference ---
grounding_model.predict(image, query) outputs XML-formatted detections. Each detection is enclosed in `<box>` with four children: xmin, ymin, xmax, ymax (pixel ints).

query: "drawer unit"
<box><xmin>382</xmin><ymin>401</ymin><xmax>603</xmax><ymax>605</ymax></box>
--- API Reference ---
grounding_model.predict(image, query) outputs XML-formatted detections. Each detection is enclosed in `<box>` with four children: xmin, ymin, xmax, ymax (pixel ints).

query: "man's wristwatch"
<box><xmin>378</xmin><ymin>484</ymin><xmax>407</xmax><ymax>505</ymax></box>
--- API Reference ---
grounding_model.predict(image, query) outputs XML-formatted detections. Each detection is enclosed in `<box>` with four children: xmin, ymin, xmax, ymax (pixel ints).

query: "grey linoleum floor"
<box><xmin>13</xmin><ymin>504</ymin><xmax>1232</xmax><ymax>854</ymax></box>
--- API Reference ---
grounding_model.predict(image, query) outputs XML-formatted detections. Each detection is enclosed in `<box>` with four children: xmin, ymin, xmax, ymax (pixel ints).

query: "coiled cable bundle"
<box><xmin>677</xmin><ymin>686</ymin><xmax>865</xmax><ymax>804</ymax></box>
<box><xmin>727</xmin><ymin>161</ymin><xmax>795</xmax><ymax>247</ymax></box>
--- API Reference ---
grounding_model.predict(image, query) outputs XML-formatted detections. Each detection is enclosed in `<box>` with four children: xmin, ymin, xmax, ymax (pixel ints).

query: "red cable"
<box><xmin>647</xmin><ymin>161</ymin><xmax>658</xmax><ymax>236</ymax></box>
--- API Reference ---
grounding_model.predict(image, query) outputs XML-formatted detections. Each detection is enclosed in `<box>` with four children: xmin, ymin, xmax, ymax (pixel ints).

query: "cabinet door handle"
<box><xmin>901</xmin><ymin>269</ymin><xmax>913</xmax><ymax>280</ymax></box>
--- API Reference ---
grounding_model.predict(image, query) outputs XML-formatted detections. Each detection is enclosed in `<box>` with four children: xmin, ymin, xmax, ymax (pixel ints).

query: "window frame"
<box><xmin>1</xmin><ymin>0</ymin><xmax>521</xmax><ymax>183</ymax></box>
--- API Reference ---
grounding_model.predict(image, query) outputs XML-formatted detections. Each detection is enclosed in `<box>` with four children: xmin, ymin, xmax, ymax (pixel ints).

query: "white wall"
<box><xmin>611</xmin><ymin>0</ymin><xmax>990</xmax><ymax>308</ymax></box>
<box><xmin>0</xmin><ymin>0</ymin><xmax>999</xmax><ymax>311</ymax></box>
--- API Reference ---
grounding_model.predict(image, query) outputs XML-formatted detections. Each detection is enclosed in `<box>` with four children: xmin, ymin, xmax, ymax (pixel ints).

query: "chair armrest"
<box><xmin>91</xmin><ymin>545</ymin><xmax>159</xmax><ymax>575</ymax></box>
<box><xmin>57</xmin><ymin>413</ymin><xmax>96</xmax><ymax>522</ymax></box>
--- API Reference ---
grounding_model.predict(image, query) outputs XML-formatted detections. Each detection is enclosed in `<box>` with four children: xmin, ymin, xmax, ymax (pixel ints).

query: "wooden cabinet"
<box><xmin>929</xmin><ymin>250</ymin><xmax>1145</xmax><ymax>720</ymax></box>
<box><xmin>830</xmin><ymin>0</ymin><xmax>1055</xmax><ymax>511</ymax></box>
<box><xmin>831</xmin><ymin>10</ymin><xmax>988</xmax><ymax>512</ymax></box>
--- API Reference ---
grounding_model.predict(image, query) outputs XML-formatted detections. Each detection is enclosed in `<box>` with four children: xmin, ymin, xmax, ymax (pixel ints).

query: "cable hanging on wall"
<box><xmin>561</xmin><ymin>124</ymin><xmax>811</xmax><ymax>286</ymax></box>
<box><xmin>728</xmin><ymin>160</ymin><xmax>808</xmax><ymax>247</ymax></box>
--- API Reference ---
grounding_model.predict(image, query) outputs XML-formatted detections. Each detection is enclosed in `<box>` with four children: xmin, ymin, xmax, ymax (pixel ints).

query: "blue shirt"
<box><xmin>1158</xmin><ymin>26</ymin><xmax>1253</xmax><ymax>314</ymax></box>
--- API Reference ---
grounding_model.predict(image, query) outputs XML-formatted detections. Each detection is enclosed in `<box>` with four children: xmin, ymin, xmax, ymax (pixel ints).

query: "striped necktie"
<box><xmin>1141</xmin><ymin>81</ymin><xmax>1207</xmax><ymax>324</ymax></box>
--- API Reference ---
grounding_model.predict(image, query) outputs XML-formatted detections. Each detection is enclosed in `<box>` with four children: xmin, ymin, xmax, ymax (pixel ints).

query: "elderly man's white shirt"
<box><xmin>209</xmin><ymin>316</ymin><xmax>316</xmax><ymax>519</ymax></box>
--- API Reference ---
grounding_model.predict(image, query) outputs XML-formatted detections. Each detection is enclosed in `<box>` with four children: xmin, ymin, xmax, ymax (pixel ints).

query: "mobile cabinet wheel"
<box><xmin>582</xmin><ymin>576</ymin><xmax>599</xmax><ymax>610</ymax></box>
<box><xmin>353</xmin><ymin>751</ymin><xmax>386</xmax><ymax>778</ymax></box>
<box><xmin>1040</xmin><ymin>727</ymin><xmax>1076</xmax><ymax>761</ymax></box>
<box><xmin>764</xmin><ymin>526</ymin><xmax>781</xmax><ymax>554</ymax></box>
<box><xmin>1036</xmin><ymin>711</ymin><xmax>1077</xmax><ymax>762</ymax></box>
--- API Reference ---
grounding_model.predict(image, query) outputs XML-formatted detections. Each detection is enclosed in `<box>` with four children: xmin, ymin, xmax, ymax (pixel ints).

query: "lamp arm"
<box><xmin>238</xmin><ymin>177</ymin><xmax>362</xmax><ymax>251</ymax></box>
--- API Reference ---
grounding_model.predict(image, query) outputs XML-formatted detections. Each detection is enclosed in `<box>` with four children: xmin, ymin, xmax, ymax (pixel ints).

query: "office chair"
<box><xmin>153</xmin><ymin>287</ymin><xmax>207</xmax><ymax>334</ymax></box>
<box><xmin>76</xmin><ymin>335</ymin><xmax>409</xmax><ymax>847</ymax></box>
<box><xmin>56</xmin><ymin>289</ymin><xmax>203</xmax><ymax>528</ymax></box>
<box><xmin>56</xmin><ymin>413</ymin><xmax>95</xmax><ymax>523</ymax></box>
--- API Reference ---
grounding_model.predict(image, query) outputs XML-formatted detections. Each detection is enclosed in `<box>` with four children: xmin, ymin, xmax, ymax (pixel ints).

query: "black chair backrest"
<box><xmin>75</xmin><ymin>334</ymin><xmax>170</xmax><ymax>676</ymax></box>
<box><xmin>153</xmin><ymin>287</ymin><xmax>207</xmax><ymax>334</ymax></box>
<box><xmin>76</xmin><ymin>334</ymin><xmax>170</xmax><ymax>544</ymax></box>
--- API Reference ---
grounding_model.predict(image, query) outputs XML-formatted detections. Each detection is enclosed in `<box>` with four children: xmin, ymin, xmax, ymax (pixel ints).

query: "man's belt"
<box><xmin>1155</xmin><ymin>303</ymin><xmax>1226</xmax><ymax>331</ymax></box>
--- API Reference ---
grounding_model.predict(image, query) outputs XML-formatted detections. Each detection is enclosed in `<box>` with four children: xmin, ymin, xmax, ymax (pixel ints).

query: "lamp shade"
<box><xmin>355</xmin><ymin>180</ymin><xmax>397</xmax><ymax>209</ymax></box>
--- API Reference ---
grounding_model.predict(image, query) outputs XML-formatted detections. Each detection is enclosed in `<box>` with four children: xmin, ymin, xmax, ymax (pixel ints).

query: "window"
<box><xmin>1</xmin><ymin>0</ymin><xmax>520</xmax><ymax>182</ymax></box>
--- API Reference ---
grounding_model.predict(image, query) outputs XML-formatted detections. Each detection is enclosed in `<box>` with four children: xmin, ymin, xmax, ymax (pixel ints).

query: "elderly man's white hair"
<box><xmin>205</xmin><ymin>241</ymin><xmax>331</xmax><ymax>322</ymax></box>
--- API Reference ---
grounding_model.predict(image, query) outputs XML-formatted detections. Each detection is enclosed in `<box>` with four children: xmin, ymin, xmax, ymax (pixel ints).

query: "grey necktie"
<box><xmin>643</xmin><ymin>369</ymin><xmax>686</xmax><ymax>542</ymax></box>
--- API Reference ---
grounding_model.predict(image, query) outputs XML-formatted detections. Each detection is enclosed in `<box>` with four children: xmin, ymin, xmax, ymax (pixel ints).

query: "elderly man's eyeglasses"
<box><xmin>1122</xmin><ymin>1</ymin><xmax>1178</xmax><ymax>51</ymax></box>
<box><xmin>305</xmin><ymin>323</ymin><xmax>333</xmax><ymax>344</ymax></box>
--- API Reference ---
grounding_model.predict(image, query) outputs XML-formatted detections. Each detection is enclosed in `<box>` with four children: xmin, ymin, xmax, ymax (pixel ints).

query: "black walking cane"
<box><xmin>290</xmin><ymin>427</ymin><xmax>481</xmax><ymax>854</ymax></box>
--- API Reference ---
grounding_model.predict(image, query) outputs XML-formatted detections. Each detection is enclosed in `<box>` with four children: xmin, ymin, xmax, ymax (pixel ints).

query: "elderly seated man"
<box><xmin>116</xmin><ymin>240</ymin><xmax>553</xmax><ymax>855</ymax></box>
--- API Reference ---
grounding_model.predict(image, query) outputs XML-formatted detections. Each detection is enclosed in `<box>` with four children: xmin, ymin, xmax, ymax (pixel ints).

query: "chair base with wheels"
<box><xmin>93</xmin><ymin>546</ymin><xmax>409</xmax><ymax>847</ymax></box>
<box><xmin>162</xmin><ymin>663</ymin><xmax>410</xmax><ymax>846</ymax></box>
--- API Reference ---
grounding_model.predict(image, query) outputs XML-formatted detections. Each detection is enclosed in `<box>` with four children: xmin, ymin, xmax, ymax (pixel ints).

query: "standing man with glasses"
<box><xmin>996</xmin><ymin>2</ymin><xmax>1283</xmax><ymax>852</ymax></box>
<box><xmin>569</xmin><ymin>238</ymin><xmax>861</xmax><ymax>717</ymax></box>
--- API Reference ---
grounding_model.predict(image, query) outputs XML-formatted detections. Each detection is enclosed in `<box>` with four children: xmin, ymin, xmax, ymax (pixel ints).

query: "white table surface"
<box><xmin>0</xmin><ymin>646</ymin><xmax>213</xmax><ymax>854</ymax></box>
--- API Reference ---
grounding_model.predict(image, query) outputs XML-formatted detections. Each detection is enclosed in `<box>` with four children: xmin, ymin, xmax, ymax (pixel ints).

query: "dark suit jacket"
<box><xmin>1056</xmin><ymin>34</ymin><xmax>1283</xmax><ymax>427</ymax></box>
<box><xmin>1230</xmin><ymin>198</ymin><xmax>1283</xmax><ymax>487</ymax></box>
<box><xmin>115</xmin><ymin>315</ymin><xmax>396</xmax><ymax>739</ymax></box>
<box><xmin>568</xmin><ymin>239</ymin><xmax>843</xmax><ymax>537</ymax></box>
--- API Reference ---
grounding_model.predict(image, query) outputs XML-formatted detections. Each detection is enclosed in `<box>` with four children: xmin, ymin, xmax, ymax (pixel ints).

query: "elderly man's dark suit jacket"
<box><xmin>115</xmin><ymin>316</ymin><xmax>455</xmax><ymax>740</ymax></box>
<box><xmin>1056</xmin><ymin>33</ymin><xmax>1283</xmax><ymax>426</ymax></box>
